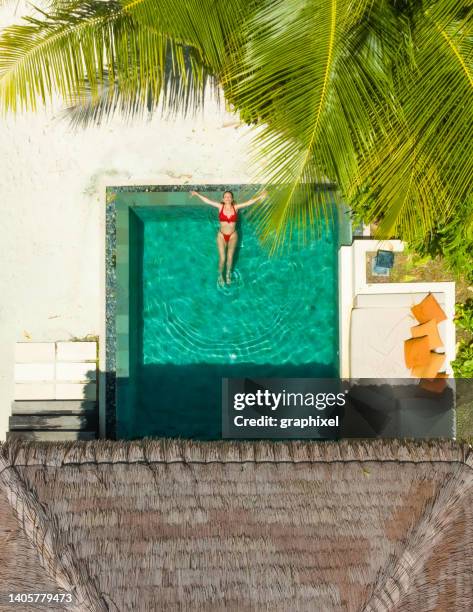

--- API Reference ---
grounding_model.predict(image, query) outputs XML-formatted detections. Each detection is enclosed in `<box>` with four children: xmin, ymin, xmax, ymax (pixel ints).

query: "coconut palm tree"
<box><xmin>0</xmin><ymin>0</ymin><xmax>472</xmax><ymax>248</ymax></box>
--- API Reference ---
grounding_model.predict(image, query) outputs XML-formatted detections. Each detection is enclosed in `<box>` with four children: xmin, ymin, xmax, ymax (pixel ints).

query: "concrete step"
<box><xmin>6</xmin><ymin>430</ymin><xmax>96</xmax><ymax>441</ymax></box>
<box><xmin>14</xmin><ymin>382</ymin><xmax>97</xmax><ymax>400</ymax></box>
<box><xmin>9</xmin><ymin>413</ymin><xmax>97</xmax><ymax>431</ymax></box>
<box><xmin>12</xmin><ymin>400</ymin><xmax>97</xmax><ymax>415</ymax></box>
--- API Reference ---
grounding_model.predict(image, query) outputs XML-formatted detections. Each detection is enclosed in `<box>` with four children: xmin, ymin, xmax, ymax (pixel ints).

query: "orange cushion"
<box><xmin>411</xmin><ymin>293</ymin><xmax>447</xmax><ymax>324</ymax></box>
<box><xmin>410</xmin><ymin>319</ymin><xmax>443</xmax><ymax>350</ymax></box>
<box><xmin>404</xmin><ymin>336</ymin><xmax>431</xmax><ymax>368</ymax></box>
<box><xmin>419</xmin><ymin>373</ymin><xmax>449</xmax><ymax>393</ymax></box>
<box><xmin>411</xmin><ymin>352</ymin><xmax>446</xmax><ymax>378</ymax></box>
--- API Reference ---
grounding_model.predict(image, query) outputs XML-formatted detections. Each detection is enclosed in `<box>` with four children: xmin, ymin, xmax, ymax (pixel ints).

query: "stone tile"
<box><xmin>117</xmin><ymin>226</ymin><xmax>129</xmax><ymax>242</ymax></box>
<box><xmin>116</xmin><ymin>315</ymin><xmax>129</xmax><ymax>334</ymax></box>
<box><xmin>15</xmin><ymin>383</ymin><xmax>55</xmax><ymax>400</ymax></box>
<box><xmin>56</xmin><ymin>383</ymin><xmax>97</xmax><ymax>400</ymax></box>
<box><xmin>116</xmin><ymin>302</ymin><xmax>129</xmax><ymax>316</ymax></box>
<box><xmin>116</xmin><ymin>286</ymin><xmax>129</xmax><ymax>310</ymax></box>
<box><xmin>116</xmin><ymin>246</ymin><xmax>129</xmax><ymax>264</ymax></box>
<box><xmin>12</xmin><ymin>400</ymin><xmax>97</xmax><ymax>414</ymax></box>
<box><xmin>15</xmin><ymin>363</ymin><xmax>55</xmax><ymax>382</ymax></box>
<box><xmin>116</xmin><ymin>348</ymin><xmax>129</xmax><ymax>377</ymax></box>
<box><xmin>117</xmin><ymin>335</ymin><xmax>128</xmax><ymax>351</ymax></box>
<box><xmin>56</xmin><ymin>342</ymin><xmax>97</xmax><ymax>361</ymax></box>
<box><xmin>15</xmin><ymin>342</ymin><xmax>55</xmax><ymax>363</ymax></box>
<box><xmin>56</xmin><ymin>362</ymin><xmax>97</xmax><ymax>382</ymax></box>
<box><xmin>116</xmin><ymin>201</ymin><xmax>129</xmax><ymax>215</ymax></box>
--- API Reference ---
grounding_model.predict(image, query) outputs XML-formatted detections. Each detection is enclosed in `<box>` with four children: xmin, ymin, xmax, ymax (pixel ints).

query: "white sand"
<box><xmin>0</xmin><ymin>4</ymin><xmax>262</xmax><ymax>439</ymax></box>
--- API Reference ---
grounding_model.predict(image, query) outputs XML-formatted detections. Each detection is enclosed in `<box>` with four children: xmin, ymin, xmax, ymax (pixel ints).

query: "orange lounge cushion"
<box><xmin>411</xmin><ymin>293</ymin><xmax>447</xmax><ymax>324</ymax></box>
<box><xmin>411</xmin><ymin>352</ymin><xmax>446</xmax><ymax>378</ymax></box>
<box><xmin>419</xmin><ymin>373</ymin><xmax>449</xmax><ymax>394</ymax></box>
<box><xmin>410</xmin><ymin>319</ymin><xmax>443</xmax><ymax>350</ymax></box>
<box><xmin>404</xmin><ymin>336</ymin><xmax>431</xmax><ymax>368</ymax></box>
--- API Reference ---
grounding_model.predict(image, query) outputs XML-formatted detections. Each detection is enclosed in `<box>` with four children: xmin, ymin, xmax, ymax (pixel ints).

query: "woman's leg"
<box><xmin>216</xmin><ymin>232</ymin><xmax>226</xmax><ymax>285</ymax></box>
<box><xmin>225</xmin><ymin>232</ymin><xmax>238</xmax><ymax>283</ymax></box>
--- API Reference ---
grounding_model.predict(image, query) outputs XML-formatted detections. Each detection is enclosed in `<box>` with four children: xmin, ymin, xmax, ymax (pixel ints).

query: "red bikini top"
<box><xmin>219</xmin><ymin>204</ymin><xmax>238</xmax><ymax>223</ymax></box>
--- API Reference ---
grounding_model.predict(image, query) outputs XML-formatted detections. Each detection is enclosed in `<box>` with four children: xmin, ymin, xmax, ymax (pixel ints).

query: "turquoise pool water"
<box><xmin>124</xmin><ymin>200</ymin><xmax>339</xmax><ymax>439</ymax></box>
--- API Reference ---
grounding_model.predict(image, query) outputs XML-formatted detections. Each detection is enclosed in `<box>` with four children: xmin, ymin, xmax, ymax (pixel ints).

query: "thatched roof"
<box><xmin>1</xmin><ymin>439</ymin><xmax>472</xmax><ymax>611</ymax></box>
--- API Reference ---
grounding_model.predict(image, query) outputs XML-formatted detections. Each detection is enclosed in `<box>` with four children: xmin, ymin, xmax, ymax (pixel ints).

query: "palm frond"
<box><xmin>410</xmin><ymin>5</ymin><xmax>473</xmax><ymax>207</ymax></box>
<box><xmin>352</xmin><ymin>0</ymin><xmax>473</xmax><ymax>240</ymax></box>
<box><xmin>224</xmin><ymin>0</ymin><xmax>396</xmax><ymax>249</ymax></box>
<box><xmin>62</xmin><ymin>48</ymin><xmax>217</xmax><ymax>128</ymax></box>
<box><xmin>0</xmin><ymin>0</ymin><xmax>208</xmax><ymax>113</ymax></box>
<box><xmin>124</xmin><ymin>0</ymin><xmax>251</xmax><ymax>76</ymax></box>
<box><xmin>352</xmin><ymin>131</ymin><xmax>451</xmax><ymax>238</ymax></box>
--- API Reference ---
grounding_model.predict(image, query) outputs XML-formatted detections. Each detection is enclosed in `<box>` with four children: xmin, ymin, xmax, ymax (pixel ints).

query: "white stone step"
<box><xmin>15</xmin><ymin>382</ymin><xmax>97</xmax><ymax>400</ymax></box>
<box><xmin>15</xmin><ymin>343</ymin><xmax>55</xmax><ymax>363</ymax></box>
<box><xmin>12</xmin><ymin>400</ymin><xmax>97</xmax><ymax>415</ymax></box>
<box><xmin>15</xmin><ymin>363</ymin><xmax>55</xmax><ymax>381</ymax></box>
<box><xmin>10</xmin><ymin>414</ymin><xmax>96</xmax><ymax>431</ymax></box>
<box><xmin>56</xmin><ymin>362</ymin><xmax>97</xmax><ymax>381</ymax></box>
<box><xmin>56</xmin><ymin>342</ymin><xmax>97</xmax><ymax>361</ymax></box>
<box><xmin>56</xmin><ymin>383</ymin><xmax>97</xmax><ymax>400</ymax></box>
<box><xmin>15</xmin><ymin>383</ymin><xmax>55</xmax><ymax>400</ymax></box>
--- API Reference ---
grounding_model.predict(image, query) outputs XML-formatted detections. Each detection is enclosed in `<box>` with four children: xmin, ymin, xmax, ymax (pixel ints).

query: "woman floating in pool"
<box><xmin>190</xmin><ymin>189</ymin><xmax>268</xmax><ymax>285</ymax></box>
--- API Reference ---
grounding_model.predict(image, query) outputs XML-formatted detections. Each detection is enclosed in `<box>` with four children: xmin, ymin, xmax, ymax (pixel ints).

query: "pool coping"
<box><xmin>104</xmin><ymin>183</ymin><xmax>348</xmax><ymax>439</ymax></box>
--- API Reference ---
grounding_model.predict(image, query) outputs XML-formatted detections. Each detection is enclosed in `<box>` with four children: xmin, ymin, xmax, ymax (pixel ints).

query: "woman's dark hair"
<box><xmin>221</xmin><ymin>190</ymin><xmax>235</xmax><ymax>205</ymax></box>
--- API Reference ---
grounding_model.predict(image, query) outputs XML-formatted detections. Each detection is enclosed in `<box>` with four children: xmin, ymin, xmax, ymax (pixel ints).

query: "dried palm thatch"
<box><xmin>0</xmin><ymin>439</ymin><xmax>472</xmax><ymax>612</ymax></box>
<box><xmin>0</xmin><ymin>487</ymin><xmax>72</xmax><ymax>612</ymax></box>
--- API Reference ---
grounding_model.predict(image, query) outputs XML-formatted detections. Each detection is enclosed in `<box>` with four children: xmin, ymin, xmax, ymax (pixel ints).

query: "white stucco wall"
<box><xmin>0</xmin><ymin>5</ymin><xmax>258</xmax><ymax>439</ymax></box>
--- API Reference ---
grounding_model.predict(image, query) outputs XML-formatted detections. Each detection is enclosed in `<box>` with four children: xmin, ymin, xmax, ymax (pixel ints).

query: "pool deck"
<box><xmin>339</xmin><ymin>239</ymin><xmax>456</xmax><ymax>378</ymax></box>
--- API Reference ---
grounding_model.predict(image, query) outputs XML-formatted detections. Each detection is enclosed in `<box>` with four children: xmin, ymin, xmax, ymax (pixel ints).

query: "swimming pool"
<box><xmin>112</xmin><ymin>188</ymin><xmax>343</xmax><ymax>439</ymax></box>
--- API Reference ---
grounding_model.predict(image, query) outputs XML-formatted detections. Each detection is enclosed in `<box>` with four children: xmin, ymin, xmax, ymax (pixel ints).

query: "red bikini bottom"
<box><xmin>220</xmin><ymin>231</ymin><xmax>235</xmax><ymax>243</ymax></box>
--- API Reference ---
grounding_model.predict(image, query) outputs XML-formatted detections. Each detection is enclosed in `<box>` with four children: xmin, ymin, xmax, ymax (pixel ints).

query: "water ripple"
<box><xmin>140</xmin><ymin>210</ymin><xmax>337</xmax><ymax>367</ymax></box>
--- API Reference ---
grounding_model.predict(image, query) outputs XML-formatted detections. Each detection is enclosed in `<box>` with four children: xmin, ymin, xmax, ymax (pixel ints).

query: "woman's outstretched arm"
<box><xmin>190</xmin><ymin>191</ymin><xmax>221</xmax><ymax>209</ymax></box>
<box><xmin>235</xmin><ymin>190</ymin><xmax>268</xmax><ymax>210</ymax></box>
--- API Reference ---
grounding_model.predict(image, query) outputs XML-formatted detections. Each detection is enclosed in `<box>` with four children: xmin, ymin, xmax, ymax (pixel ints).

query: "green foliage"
<box><xmin>407</xmin><ymin>201</ymin><xmax>473</xmax><ymax>282</ymax></box>
<box><xmin>452</xmin><ymin>299</ymin><xmax>473</xmax><ymax>379</ymax></box>
<box><xmin>456</xmin><ymin>299</ymin><xmax>473</xmax><ymax>333</ymax></box>
<box><xmin>452</xmin><ymin>341</ymin><xmax>473</xmax><ymax>378</ymax></box>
